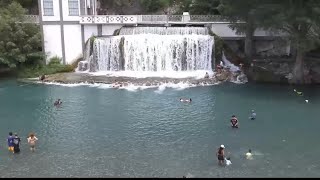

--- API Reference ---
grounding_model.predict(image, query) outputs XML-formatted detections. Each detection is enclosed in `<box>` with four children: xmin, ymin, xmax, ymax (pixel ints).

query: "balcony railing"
<box><xmin>21</xmin><ymin>15</ymin><xmax>231</xmax><ymax>25</ymax></box>
<box><xmin>24</xmin><ymin>15</ymin><xmax>39</xmax><ymax>24</ymax></box>
<box><xmin>80</xmin><ymin>15</ymin><xmax>230</xmax><ymax>24</ymax></box>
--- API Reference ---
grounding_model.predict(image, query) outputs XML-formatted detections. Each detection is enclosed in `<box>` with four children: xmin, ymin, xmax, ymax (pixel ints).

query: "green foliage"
<box><xmin>257</xmin><ymin>0</ymin><xmax>320</xmax><ymax>53</ymax></box>
<box><xmin>17</xmin><ymin>63</ymin><xmax>74</xmax><ymax>78</ymax></box>
<box><xmin>218</xmin><ymin>0</ymin><xmax>271</xmax><ymax>60</ymax></box>
<box><xmin>188</xmin><ymin>0</ymin><xmax>220</xmax><ymax>15</ymax></box>
<box><xmin>48</xmin><ymin>56</ymin><xmax>62</xmax><ymax>66</ymax></box>
<box><xmin>139</xmin><ymin>0</ymin><xmax>172</xmax><ymax>13</ymax></box>
<box><xmin>0</xmin><ymin>1</ymin><xmax>42</xmax><ymax>69</ymax></box>
<box><xmin>100</xmin><ymin>0</ymin><xmax>131</xmax><ymax>14</ymax></box>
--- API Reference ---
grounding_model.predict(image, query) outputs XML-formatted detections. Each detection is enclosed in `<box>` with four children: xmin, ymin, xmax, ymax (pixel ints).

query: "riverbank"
<box><xmin>244</xmin><ymin>57</ymin><xmax>320</xmax><ymax>85</ymax></box>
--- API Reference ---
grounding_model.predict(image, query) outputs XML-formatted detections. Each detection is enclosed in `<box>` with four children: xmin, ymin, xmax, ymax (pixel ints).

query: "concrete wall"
<box><xmin>41</xmin><ymin>0</ymin><xmax>60</xmax><ymax>21</ymax></box>
<box><xmin>102</xmin><ymin>25</ymin><xmax>123</xmax><ymax>36</ymax></box>
<box><xmin>43</xmin><ymin>25</ymin><xmax>62</xmax><ymax>62</ymax></box>
<box><xmin>210</xmin><ymin>23</ymin><xmax>284</xmax><ymax>38</ymax></box>
<box><xmin>84</xmin><ymin>25</ymin><xmax>98</xmax><ymax>42</ymax></box>
<box><xmin>64</xmin><ymin>25</ymin><xmax>82</xmax><ymax>64</ymax></box>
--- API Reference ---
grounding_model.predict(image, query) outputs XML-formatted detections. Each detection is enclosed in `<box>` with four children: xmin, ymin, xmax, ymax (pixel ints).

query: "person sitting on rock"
<box><xmin>204</xmin><ymin>72</ymin><xmax>209</xmax><ymax>79</ymax></box>
<box><xmin>39</xmin><ymin>75</ymin><xmax>45</xmax><ymax>81</ymax></box>
<box><xmin>216</xmin><ymin>65</ymin><xmax>223</xmax><ymax>74</ymax></box>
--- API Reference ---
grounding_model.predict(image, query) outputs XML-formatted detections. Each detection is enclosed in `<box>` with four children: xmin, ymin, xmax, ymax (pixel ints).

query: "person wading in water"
<box><xmin>216</xmin><ymin>144</ymin><xmax>226</xmax><ymax>166</ymax></box>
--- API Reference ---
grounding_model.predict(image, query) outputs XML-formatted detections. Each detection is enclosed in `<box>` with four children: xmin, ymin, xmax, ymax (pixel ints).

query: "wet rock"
<box><xmin>77</xmin><ymin>61</ymin><xmax>89</xmax><ymax>71</ymax></box>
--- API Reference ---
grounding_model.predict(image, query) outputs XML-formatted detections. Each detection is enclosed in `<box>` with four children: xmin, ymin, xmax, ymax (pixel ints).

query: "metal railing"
<box><xmin>22</xmin><ymin>15</ymin><xmax>231</xmax><ymax>24</ymax></box>
<box><xmin>24</xmin><ymin>15</ymin><xmax>39</xmax><ymax>23</ymax></box>
<box><xmin>80</xmin><ymin>15</ymin><xmax>231</xmax><ymax>24</ymax></box>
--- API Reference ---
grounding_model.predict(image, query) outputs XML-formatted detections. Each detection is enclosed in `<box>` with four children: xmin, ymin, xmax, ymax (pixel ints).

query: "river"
<box><xmin>0</xmin><ymin>80</ymin><xmax>319</xmax><ymax>177</ymax></box>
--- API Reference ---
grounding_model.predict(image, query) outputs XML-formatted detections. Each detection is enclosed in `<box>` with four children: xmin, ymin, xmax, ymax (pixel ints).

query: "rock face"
<box><xmin>245</xmin><ymin>58</ymin><xmax>320</xmax><ymax>84</ymax></box>
<box><xmin>41</xmin><ymin>70</ymin><xmax>248</xmax><ymax>87</ymax></box>
<box><xmin>77</xmin><ymin>61</ymin><xmax>89</xmax><ymax>71</ymax></box>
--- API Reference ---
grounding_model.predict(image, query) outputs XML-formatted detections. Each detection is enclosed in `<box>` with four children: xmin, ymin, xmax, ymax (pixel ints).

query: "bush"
<box><xmin>48</xmin><ymin>56</ymin><xmax>62</xmax><ymax>66</ymax></box>
<box><xmin>17</xmin><ymin>63</ymin><xmax>74</xmax><ymax>78</ymax></box>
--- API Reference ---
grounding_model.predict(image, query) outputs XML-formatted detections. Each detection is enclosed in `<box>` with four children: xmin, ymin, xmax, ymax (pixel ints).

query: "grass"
<box><xmin>16</xmin><ymin>64</ymin><xmax>74</xmax><ymax>78</ymax></box>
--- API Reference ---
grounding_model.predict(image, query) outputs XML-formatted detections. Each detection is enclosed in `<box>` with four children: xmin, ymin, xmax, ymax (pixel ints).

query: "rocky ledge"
<box><xmin>33</xmin><ymin>70</ymin><xmax>248</xmax><ymax>87</ymax></box>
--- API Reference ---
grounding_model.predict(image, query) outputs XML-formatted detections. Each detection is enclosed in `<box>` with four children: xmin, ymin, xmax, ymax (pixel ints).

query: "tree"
<box><xmin>257</xmin><ymin>0</ymin><xmax>320</xmax><ymax>84</ymax></box>
<box><xmin>100</xmin><ymin>0</ymin><xmax>131</xmax><ymax>14</ymax></box>
<box><xmin>140</xmin><ymin>0</ymin><xmax>173</xmax><ymax>14</ymax></box>
<box><xmin>218</xmin><ymin>0</ymin><xmax>268</xmax><ymax>62</ymax></box>
<box><xmin>0</xmin><ymin>1</ymin><xmax>42</xmax><ymax>69</ymax></box>
<box><xmin>188</xmin><ymin>0</ymin><xmax>220</xmax><ymax>15</ymax></box>
<box><xmin>15</xmin><ymin>0</ymin><xmax>38</xmax><ymax>14</ymax></box>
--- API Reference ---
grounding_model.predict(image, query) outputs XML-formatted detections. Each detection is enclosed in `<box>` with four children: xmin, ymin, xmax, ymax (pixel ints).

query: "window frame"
<box><xmin>43</xmin><ymin>0</ymin><xmax>54</xmax><ymax>16</ymax></box>
<box><xmin>68</xmin><ymin>0</ymin><xmax>80</xmax><ymax>16</ymax></box>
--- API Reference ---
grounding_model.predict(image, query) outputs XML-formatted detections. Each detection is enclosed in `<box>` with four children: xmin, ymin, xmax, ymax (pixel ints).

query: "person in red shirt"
<box><xmin>230</xmin><ymin>115</ymin><xmax>239</xmax><ymax>128</ymax></box>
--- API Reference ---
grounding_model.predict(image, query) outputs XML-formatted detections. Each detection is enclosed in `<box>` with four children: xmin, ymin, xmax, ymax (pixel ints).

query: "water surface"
<box><xmin>0</xmin><ymin>80</ymin><xmax>319</xmax><ymax>178</ymax></box>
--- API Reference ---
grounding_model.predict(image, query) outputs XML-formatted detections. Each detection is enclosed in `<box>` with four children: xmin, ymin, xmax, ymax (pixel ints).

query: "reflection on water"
<box><xmin>0</xmin><ymin>80</ymin><xmax>319</xmax><ymax>177</ymax></box>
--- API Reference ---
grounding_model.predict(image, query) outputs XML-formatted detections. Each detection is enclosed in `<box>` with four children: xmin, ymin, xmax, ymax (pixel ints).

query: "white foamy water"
<box><xmin>91</xmin><ymin>34</ymin><xmax>214</xmax><ymax>72</ymax></box>
<box><xmin>39</xmin><ymin>81</ymin><xmax>216</xmax><ymax>92</ymax></box>
<box><xmin>222</xmin><ymin>52</ymin><xmax>240</xmax><ymax>72</ymax></box>
<box><xmin>86</xmin><ymin>70</ymin><xmax>213</xmax><ymax>79</ymax></box>
<box><xmin>78</xmin><ymin>27</ymin><xmax>214</xmax><ymax>78</ymax></box>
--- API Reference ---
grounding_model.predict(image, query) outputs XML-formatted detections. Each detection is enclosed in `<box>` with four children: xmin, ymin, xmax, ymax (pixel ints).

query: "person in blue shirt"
<box><xmin>7</xmin><ymin>132</ymin><xmax>14</xmax><ymax>153</ymax></box>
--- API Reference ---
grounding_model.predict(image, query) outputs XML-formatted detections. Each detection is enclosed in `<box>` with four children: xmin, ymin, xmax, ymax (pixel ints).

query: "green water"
<box><xmin>0</xmin><ymin>80</ymin><xmax>319</xmax><ymax>177</ymax></box>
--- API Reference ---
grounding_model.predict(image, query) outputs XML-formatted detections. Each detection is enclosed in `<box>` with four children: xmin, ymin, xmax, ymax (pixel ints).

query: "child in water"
<box><xmin>250</xmin><ymin>110</ymin><xmax>256</xmax><ymax>120</ymax></box>
<box><xmin>246</xmin><ymin>149</ymin><xmax>253</xmax><ymax>160</ymax></box>
<box><xmin>225</xmin><ymin>157</ymin><xmax>232</xmax><ymax>166</ymax></box>
<box><xmin>27</xmin><ymin>133</ymin><xmax>38</xmax><ymax>152</ymax></box>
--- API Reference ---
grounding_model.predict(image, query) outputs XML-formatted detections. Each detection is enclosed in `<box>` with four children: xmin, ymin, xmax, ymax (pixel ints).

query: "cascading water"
<box><xmin>78</xmin><ymin>27</ymin><xmax>215</xmax><ymax>77</ymax></box>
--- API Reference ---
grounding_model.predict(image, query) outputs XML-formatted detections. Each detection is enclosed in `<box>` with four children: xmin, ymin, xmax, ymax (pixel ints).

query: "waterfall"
<box><xmin>79</xmin><ymin>27</ymin><xmax>215</xmax><ymax>75</ymax></box>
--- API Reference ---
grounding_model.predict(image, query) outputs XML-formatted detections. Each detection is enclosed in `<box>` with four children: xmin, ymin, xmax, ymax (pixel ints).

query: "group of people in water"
<box><xmin>7</xmin><ymin>132</ymin><xmax>38</xmax><ymax>154</ymax></box>
<box><xmin>215</xmin><ymin>110</ymin><xmax>257</xmax><ymax>166</ymax></box>
<box><xmin>7</xmin><ymin>99</ymin><xmax>61</xmax><ymax>154</ymax></box>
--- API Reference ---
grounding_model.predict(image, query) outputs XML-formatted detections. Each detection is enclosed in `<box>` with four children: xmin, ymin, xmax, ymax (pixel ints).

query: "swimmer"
<box><xmin>250</xmin><ymin>110</ymin><xmax>256</xmax><ymax>120</ymax></box>
<box><xmin>305</xmin><ymin>99</ymin><xmax>309</xmax><ymax>103</ymax></box>
<box><xmin>294</xmin><ymin>89</ymin><xmax>303</xmax><ymax>96</ymax></box>
<box><xmin>246</xmin><ymin>149</ymin><xmax>253</xmax><ymax>160</ymax></box>
<box><xmin>180</xmin><ymin>98</ymin><xmax>192</xmax><ymax>103</ymax></box>
<box><xmin>230</xmin><ymin>115</ymin><xmax>239</xmax><ymax>128</ymax></box>
<box><xmin>225</xmin><ymin>157</ymin><xmax>232</xmax><ymax>166</ymax></box>
<box><xmin>54</xmin><ymin>99</ymin><xmax>62</xmax><ymax>106</ymax></box>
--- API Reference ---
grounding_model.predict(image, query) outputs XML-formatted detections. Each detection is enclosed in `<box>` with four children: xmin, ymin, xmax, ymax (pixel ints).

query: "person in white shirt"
<box><xmin>27</xmin><ymin>133</ymin><xmax>38</xmax><ymax>152</ymax></box>
<box><xmin>246</xmin><ymin>149</ymin><xmax>253</xmax><ymax>160</ymax></box>
<box><xmin>225</xmin><ymin>157</ymin><xmax>232</xmax><ymax>166</ymax></box>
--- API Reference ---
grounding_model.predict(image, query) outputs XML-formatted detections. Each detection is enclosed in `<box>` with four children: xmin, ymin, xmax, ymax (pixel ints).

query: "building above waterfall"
<box><xmin>38</xmin><ymin>0</ymin><xmax>290</xmax><ymax>65</ymax></box>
